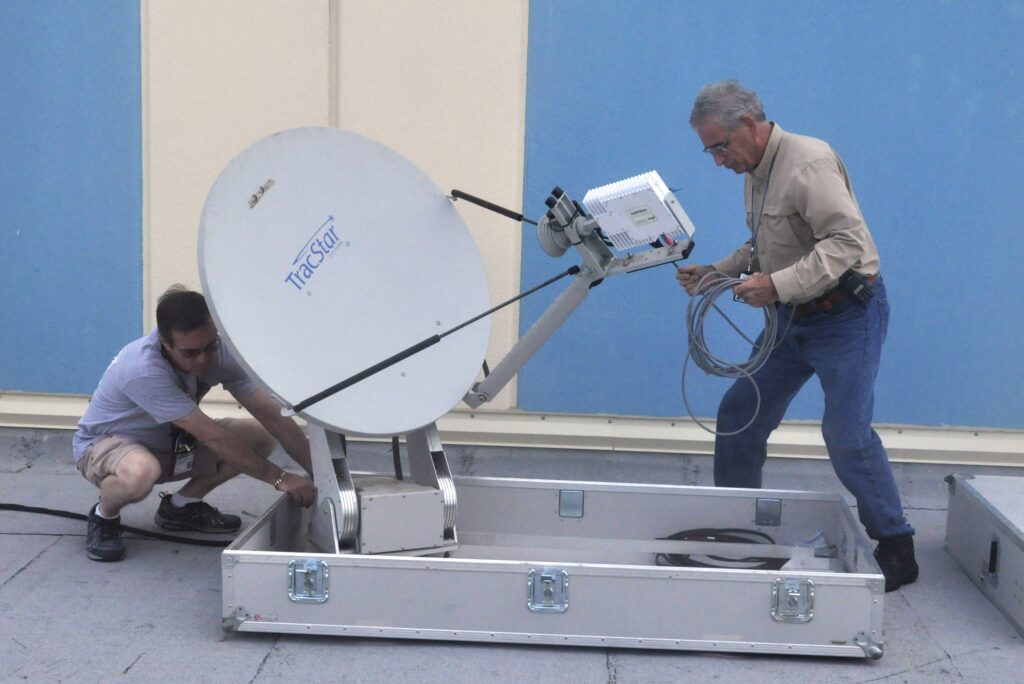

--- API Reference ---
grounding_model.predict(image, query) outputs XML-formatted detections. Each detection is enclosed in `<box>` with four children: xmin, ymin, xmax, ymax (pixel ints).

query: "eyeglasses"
<box><xmin>703</xmin><ymin>139</ymin><xmax>731</xmax><ymax>157</ymax></box>
<box><xmin>177</xmin><ymin>338</ymin><xmax>220</xmax><ymax>360</ymax></box>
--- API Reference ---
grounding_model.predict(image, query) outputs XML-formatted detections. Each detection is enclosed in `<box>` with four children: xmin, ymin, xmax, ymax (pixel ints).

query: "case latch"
<box><xmin>527</xmin><ymin>568</ymin><xmax>569</xmax><ymax>613</ymax></box>
<box><xmin>770</xmin><ymin>578</ymin><xmax>814</xmax><ymax>622</ymax></box>
<box><xmin>288</xmin><ymin>559</ymin><xmax>329</xmax><ymax>603</ymax></box>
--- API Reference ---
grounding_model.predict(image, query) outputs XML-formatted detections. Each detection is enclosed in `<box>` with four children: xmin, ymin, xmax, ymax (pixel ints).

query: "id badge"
<box><xmin>170</xmin><ymin>426</ymin><xmax>198</xmax><ymax>477</ymax></box>
<box><xmin>172</xmin><ymin>450</ymin><xmax>195</xmax><ymax>477</ymax></box>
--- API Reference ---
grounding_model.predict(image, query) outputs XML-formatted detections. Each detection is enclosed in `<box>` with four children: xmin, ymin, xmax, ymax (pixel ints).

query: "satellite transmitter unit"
<box><xmin>201</xmin><ymin>127</ymin><xmax>886</xmax><ymax>658</ymax></box>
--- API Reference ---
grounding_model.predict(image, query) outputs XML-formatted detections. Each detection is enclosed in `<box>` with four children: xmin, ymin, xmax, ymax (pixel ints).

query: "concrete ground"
<box><xmin>1</xmin><ymin>426</ymin><xmax>1021</xmax><ymax>683</ymax></box>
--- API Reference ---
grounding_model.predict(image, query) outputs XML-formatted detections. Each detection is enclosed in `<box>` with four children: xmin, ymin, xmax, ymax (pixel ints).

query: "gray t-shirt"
<box><xmin>72</xmin><ymin>330</ymin><xmax>260</xmax><ymax>462</ymax></box>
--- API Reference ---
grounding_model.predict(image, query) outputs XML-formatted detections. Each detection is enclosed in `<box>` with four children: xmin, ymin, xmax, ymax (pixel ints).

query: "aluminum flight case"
<box><xmin>945</xmin><ymin>473</ymin><xmax>1024</xmax><ymax>636</ymax></box>
<box><xmin>222</xmin><ymin>475</ymin><xmax>886</xmax><ymax>658</ymax></box>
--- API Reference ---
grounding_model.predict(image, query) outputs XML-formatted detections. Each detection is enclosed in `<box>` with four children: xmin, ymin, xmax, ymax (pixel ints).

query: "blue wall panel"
<box><xmin>0</xmin><ymin>1</ymin><xmax>142</xmax><ymax>394</ymax></box>
<box><xmin>522</xmin><ymin>1</ymin><xmax>1024</xmax><ymax>428</ymax></box>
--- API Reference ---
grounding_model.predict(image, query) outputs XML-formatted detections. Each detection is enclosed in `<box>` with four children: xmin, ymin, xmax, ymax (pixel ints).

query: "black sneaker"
<box><xmin>874</xmin><ymin>533</ymin><xmax>919</xmax><ymax>592</ymax></box>
<box><xmin>86</xmin><ymin>504</ymin><xmax>125</xmax><ymax>562</ymax></box>
<box><xmin>154</xmin><ymin>493</ymin><xmax>241</xmax><ymax>534</ymax></box>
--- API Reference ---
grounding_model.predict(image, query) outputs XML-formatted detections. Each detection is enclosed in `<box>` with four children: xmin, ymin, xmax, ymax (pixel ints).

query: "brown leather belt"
<box><xmin>790</xmin><ymin>273</ymin><xmax>878</xmax><ymax>318</ymax></box>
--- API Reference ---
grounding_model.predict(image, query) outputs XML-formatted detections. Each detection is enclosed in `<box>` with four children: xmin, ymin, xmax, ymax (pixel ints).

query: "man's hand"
<box><xmin>277</xmin><ymin>473</ymin><xmax>316</xmax><ymax>507</ymax></box>
<box><xmin>676</xmin><ymin>264</ymin><xmax>720</xmax><ymax>295</ymax></box>
<box><xmin>732</xmin><ymin>272</ymin><xmax>779</xmax><ymax>307</ymax></box>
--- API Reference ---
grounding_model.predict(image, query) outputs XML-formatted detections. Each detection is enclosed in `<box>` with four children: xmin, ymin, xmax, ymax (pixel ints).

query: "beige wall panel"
<box><xmin>336</xmin><ymin>1</ymin><xmax>529</xmax><ymax>409</ymax></box>
<box><xmin>143</xmin><ymin>0</ymin><xmax>331</xmax><ymax>327</ymax></box>
<box><xmin>143</xmin><ymin>1</ymin><xmax>528</xmax><ymax>411</ymax></box>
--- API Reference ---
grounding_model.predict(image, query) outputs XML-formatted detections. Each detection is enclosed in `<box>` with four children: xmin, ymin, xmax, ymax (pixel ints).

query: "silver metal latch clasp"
<box><xmin>288</xmin><ymin>559</ymin><xmax>329</xmax><ymax>603</ymax></box>
<box><xmin>770</xmin><ymin>578</ymin><xmax>814</xmax><ymax>622</ymax></box>
<box><xmin>527</xmin><ymin>568</ymin><xmax>569</xmax><ymax>613</ymax></box>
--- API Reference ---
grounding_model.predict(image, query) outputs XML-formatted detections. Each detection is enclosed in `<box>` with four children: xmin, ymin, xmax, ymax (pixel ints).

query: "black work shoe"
<box><xmin>86</xmin><ymin>504</ymin><xmax>125</xmax><ymax>562</ymax></box>
<box><xmin>874</xmin><ymin>533</ymin><xmax>919</xmax><ymax>592</ymax></box>
<box><xmin>154</xmin><ymin>493</ymin><xmax>241</xmax><ymax>534</ymax></box>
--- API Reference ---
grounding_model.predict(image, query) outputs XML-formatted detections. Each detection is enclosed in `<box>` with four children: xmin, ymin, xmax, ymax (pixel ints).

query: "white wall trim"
<box><xmin>3</xmin><ymin>392</ymin><xmax>1021</xmax><ymax>467</ymax></box>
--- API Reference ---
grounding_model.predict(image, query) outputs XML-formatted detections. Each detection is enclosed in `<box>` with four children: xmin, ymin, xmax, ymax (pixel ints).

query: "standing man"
<box><xmin>676</xmin><ymin>81</ymin><xmax>917</xmax><ymax>591</ymax></box>
<box><xmin>74</xmin><ymin>286</ymin><xmax>316</xmax><ymax>562</ymax></box>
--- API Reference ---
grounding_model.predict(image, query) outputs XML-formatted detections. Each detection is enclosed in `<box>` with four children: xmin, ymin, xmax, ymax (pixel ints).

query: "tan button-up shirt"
<box><xmin>711</xmin><ymin>123</ymin><xmax>880</xmax><ymax>305</ymax></box>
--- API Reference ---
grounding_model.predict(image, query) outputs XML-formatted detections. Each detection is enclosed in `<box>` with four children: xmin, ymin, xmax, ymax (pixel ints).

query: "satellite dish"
<box><xmin>198</xmin><ymin>127</ymin><xmax>491</xmax><ymax>436</ymax></box>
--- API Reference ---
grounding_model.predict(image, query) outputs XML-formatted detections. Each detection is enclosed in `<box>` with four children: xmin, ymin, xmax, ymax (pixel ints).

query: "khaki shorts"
<box><xmin>76</xmin><ymin>417</ymin><xmax>263</xmax><ymax>487</ymax></box>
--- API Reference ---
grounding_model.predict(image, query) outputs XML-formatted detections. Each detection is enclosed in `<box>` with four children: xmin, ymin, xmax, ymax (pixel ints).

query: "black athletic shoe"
<box><xmin>86</xmin><ymin>504</ymin><xmax>125</xmax><ymax>562</ymax></box>
<box><xmin>874</xmin><ymin>533</ymin><xmax>919</xmax><ymax>592</ymax></box>
<box><xmin>154</xmin><ymin>493</ymin><xmax>241</xmax><ymax>534</ymax></box>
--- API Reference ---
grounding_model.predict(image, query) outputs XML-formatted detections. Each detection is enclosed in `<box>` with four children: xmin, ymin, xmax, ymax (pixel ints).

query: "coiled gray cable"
<box><xmin>682</xmin><ymin>271</ymin><xmax>789</xmax><ymax>436</ymax></box>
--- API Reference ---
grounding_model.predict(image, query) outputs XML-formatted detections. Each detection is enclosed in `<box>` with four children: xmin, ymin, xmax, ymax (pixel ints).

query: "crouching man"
<box><xmin>73</xmin><ymin>286</ymin><xmax>316</xmax><ymax>561</ymax></box>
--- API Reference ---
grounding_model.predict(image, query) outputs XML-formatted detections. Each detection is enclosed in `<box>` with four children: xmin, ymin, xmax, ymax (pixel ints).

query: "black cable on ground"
<box><xmin>0</xmin><ymin>503</ymin><xmax>232</xmax><ymax>547</ymax></box>
<box><xmin>654</xmin><ymin>527</ymin><xmax>786</xmax><ymax>570</ymax></box>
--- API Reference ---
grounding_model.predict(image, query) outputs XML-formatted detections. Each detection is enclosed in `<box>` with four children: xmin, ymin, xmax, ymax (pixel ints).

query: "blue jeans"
<box><xmin>713</xmin><ymin>278</ymin><xmax>913</xmax><ymax>540</ymax></box>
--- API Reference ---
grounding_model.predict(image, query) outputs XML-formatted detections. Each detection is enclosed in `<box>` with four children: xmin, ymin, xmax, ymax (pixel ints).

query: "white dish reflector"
<box><xmin>199</xmin><ymin>127</ymin><xmax>491</xmax><ymax>436</ymax></box>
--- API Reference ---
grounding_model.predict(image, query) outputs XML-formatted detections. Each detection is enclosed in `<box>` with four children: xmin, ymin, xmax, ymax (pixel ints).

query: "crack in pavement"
<box><xmin>852</xmin><ymin>589</ymin><xmax>969</xmax><ymax>684</ymax></box>
<box><xmin>851</xmin><ymin>651</ymin><xmax>962</xmax><ymax>684</ymax></box>
<box><xmin>902</xmin><ymin>591</ymin><xmax>968</xmax><ymax>682</ymax></box>
<box><xmin>0</xmin><ymin>536</ymin><xmax>61</xmax><ymax>588</ymax></box>
<box><xmin>606</xmin><ymin>649</ymin><xmax>617</xmax><ymax>683</ymax></box>
<box><xmin>249</xmin><ymin>636</ymin><xmax>280</xmax><ymax>683</ymax></box>
<box><xmin>122</xmin><ymin>652</ymin><xmax>145</xmax><ymax>675</ymax></box>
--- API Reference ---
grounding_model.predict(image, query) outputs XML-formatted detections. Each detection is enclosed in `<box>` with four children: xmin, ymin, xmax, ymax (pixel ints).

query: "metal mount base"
<box><xmin>308</xmin><ymin>422</ymin><xmax>457</xmax><ymax>555</ymax></box>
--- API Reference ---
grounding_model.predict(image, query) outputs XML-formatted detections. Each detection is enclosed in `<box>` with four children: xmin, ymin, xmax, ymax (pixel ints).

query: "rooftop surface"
<box><xmin>1</xmin><ymin>426</ymin><xmax>1021</xmax><ymax>683</ymax></box>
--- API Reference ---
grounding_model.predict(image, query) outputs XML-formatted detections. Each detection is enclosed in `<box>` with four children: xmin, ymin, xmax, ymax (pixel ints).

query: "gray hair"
<box><xmin>689</xmin><ymin>80</ymin><xmax>766</xmax><ymax>130</ymax></box>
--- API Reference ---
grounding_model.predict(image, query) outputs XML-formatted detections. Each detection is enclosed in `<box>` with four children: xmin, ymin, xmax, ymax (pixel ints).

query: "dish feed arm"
<box><xmin>462</xmin><ymin>184</ymin><xmax>694</xmax><ymax>408</ymax></box>
<box><xmin>463</xmin><ymin>267</ymin><xmax>602</xmax><ymax>408</ymax></box>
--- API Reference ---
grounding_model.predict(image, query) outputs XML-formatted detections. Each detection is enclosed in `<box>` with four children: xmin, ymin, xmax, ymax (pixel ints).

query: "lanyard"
<box><xmin>747</xmin><ymin>139</ymin><xmax>782</xmax><ymax>274</ymax></box>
